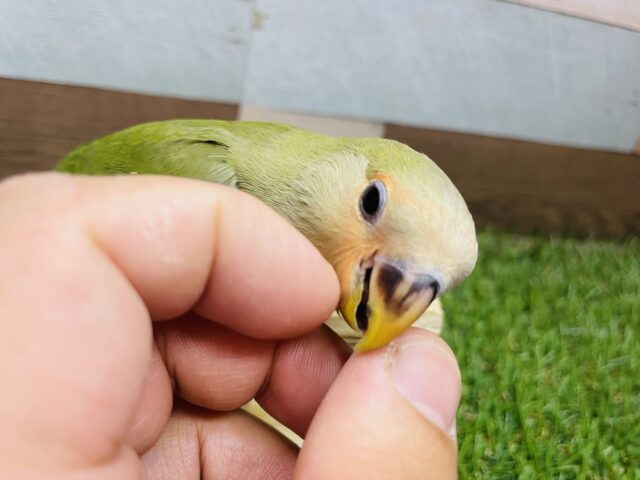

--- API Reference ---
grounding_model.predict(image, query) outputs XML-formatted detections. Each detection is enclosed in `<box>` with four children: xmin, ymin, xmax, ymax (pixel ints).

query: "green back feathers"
<box><xmin>57</xmin><ymin>120</ymin><xmax>292</xmax><ymax>187</ymax></box>
<box><xmin>56</xmin><ymin>119</ymin><xmax>360</xmax><ymax>215</ymax></box>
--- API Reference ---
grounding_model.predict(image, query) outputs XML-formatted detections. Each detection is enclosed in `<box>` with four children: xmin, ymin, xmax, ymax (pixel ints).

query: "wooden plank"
<box><xmin>502</xmin><ymin>0</ymin><xmax>640</xmax><ymax>32</ymax></box>
<box><xmin>1</xmin><ymin>78</ymin><xmax>637</xmax><ymax>238</ymax></box>
<box><xmin>0</xmin><ymin>78</ymin><xmax>238</xmax><ymax>179</ymax></box>
<box><xmin>385</xmin><ymin>124</ymin><xmax>640</xmax><ymax>238</ymax></box>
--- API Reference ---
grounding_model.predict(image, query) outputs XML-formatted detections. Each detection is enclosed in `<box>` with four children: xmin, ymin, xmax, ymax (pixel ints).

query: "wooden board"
<box><xmin>1</xmin><ymin>78</ymin><xmax>638</xmax><ymax>239</ymax></box>
<box><xmin>385</xmin><ymin>124</ymin><xmax>640</xmax><ymax>239</ymax></box>
<box><xmin>0</xmin><ymin>78</ymin><xmax>238</xmax><ymax>179</ymax></box>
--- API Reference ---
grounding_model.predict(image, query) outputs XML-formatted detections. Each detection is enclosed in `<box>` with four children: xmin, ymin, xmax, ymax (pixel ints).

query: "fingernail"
<box><xmin>388</xmin><ymin>340</ymin><xmax>461</xmax><ymax>437</ymax></box>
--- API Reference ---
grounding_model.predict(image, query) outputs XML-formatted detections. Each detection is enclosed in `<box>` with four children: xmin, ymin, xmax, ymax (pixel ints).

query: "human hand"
<box><xmin>0</xmin><ymin>173</ymin><xmax>461</xmax><ymax>479</ymax></box>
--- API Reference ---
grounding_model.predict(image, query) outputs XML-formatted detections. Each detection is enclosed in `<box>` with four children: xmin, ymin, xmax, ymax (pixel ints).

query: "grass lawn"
<box><xmin>442</xmin><ymin>232</ymin><xmax>640</xmax><ymax>479</ymax></box>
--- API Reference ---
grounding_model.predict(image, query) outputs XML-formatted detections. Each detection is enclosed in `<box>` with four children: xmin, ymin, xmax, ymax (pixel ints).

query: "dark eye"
<box><xmin>359</xmin><ymin>180</ymin><xmax>387</xmax><ymax>223</ymax></box>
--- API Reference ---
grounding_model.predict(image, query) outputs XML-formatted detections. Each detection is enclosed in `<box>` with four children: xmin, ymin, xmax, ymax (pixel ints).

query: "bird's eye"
<box><xmin>359</xmin><ymin>180</ymin><xmax>387</xmax><ymax>223</ymax></box>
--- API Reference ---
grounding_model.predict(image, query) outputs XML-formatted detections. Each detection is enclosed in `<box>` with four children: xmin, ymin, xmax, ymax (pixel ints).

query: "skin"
<box><xmin>0</xmin><ymin>173</ymin><xmax>461</xmax><ymax>479</ymax></box>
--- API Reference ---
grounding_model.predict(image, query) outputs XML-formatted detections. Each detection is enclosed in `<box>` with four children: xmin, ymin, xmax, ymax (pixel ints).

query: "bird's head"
<box><xmin>287</xmin><ymin>136</ymin><xmax>477</xmax><ymax>352</ymax></box>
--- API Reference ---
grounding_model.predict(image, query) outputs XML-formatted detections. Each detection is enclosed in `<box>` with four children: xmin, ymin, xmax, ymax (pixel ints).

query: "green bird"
<box><xmin>56</xmin><ymin>120</ymin><xmax>477</xmax><ymax>351</ymax></box>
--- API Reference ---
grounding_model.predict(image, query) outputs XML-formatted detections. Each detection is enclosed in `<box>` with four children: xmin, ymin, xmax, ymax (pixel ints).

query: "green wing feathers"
<box><xmin>55</xmin><ymin>119</ymin><xmax>314</xmax><ymax>189</ymax></box>
<box><xmin>56</xmin><ymin>120</ymin><xmax>257</xmax><ymax>187</ymax></box>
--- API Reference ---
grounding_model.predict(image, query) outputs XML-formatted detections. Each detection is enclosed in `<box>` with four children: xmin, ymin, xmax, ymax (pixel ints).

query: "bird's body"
<box><xmin>57</xmin><ymin>119</ymin><xmax>477</xmax><ymax>351</ymax></box>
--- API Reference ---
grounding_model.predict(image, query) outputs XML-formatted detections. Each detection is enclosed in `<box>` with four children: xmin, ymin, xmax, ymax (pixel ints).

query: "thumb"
<box><xmin>295</xmin><ymin>329</ymin><xmax>461</xmax><ymax>480</ymax></box>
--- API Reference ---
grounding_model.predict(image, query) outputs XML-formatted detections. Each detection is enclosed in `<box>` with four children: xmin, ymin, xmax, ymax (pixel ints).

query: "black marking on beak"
<box><xmin>399</xmin><ymin>274</ymin><xmax>440</xmax><ymax>312</ymax></box>
<box><xmin>356</xmin><ymin>267</ymin><xmax>373</xmax><ymax>331</ymax></box>
<box><xmin>401</xmin><ymin>274</ymin><xmax>440</xmax><ymax>302</ymax></box>
<box><xmin>378</xmin><ymin>262</ymin><xmax>404</xmax><ymax>304</ymax></box>
<box><xmin>378</xmin><ymin>263</ymin><xmax>441</xmax><ymax>315</ymax></box>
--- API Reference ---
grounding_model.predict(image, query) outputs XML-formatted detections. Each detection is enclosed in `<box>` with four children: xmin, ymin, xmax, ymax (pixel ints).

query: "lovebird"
<box><xmin>56</xmin><ymin>120</ymin><xmax>477</xmax><ymax>352</ymax></box>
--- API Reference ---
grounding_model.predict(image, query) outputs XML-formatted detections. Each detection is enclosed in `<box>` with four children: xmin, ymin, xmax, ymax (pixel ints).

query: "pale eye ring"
<box><xmin>359</xmin><ymin>180</ymin><xmax>387</xmax><ymax>223</ymax></box>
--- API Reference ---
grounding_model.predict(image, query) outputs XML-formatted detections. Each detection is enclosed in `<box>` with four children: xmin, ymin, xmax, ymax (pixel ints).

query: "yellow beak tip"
<box><xmin>353</xmin><ymin>329</ymin><xmax>398</xmax><ymax>353</ymax></box>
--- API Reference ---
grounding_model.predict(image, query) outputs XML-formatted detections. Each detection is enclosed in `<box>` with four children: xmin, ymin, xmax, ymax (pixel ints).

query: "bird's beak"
<box><xmin>340</xmin><ymin>258</ymin><xmax>440</xmax><ymax>352</ymax></box>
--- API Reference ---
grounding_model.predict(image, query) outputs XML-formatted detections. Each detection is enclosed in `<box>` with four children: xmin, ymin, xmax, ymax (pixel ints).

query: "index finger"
<box><xmin>75</xmin><ymin>173</ymin><xmax>340</xmax><ymax>336</ymax></box>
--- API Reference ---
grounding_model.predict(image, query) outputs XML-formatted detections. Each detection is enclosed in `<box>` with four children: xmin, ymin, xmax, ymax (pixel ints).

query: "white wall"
<box><xmin>1</xmin><ymin>0</ymin><xmax>639</xmax><ymax>152</ymax></box>
<box><xmin>0</xmin><ymin>0</ymin><xmax>253</xmax><ymax>102</ymax></box>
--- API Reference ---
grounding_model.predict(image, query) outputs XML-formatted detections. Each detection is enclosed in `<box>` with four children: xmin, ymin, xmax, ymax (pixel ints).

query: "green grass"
<box><xmin>441</xmin><ymin>231</ymin><xmax>640</xmax><ymax>479</ymax></box>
